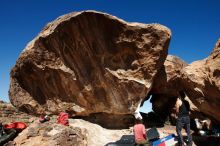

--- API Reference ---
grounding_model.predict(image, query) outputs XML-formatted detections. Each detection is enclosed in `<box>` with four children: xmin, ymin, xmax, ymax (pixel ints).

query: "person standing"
<box><xmin>175</xmin><ymin>91</ymin><xmax>192</xmax><ymax>146</ymax></box>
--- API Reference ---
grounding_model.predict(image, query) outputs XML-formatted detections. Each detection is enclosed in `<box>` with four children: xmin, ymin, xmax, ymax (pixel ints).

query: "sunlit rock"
<box><xmin>9</xmin><ymin>10</ymin><xmax>171</xmax><ymax>121</ymax></box>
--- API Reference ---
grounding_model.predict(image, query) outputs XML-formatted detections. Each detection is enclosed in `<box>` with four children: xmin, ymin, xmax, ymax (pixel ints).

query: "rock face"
<box><xmin>149</xmin><ymin>55</ymin><xmax>188</xmax><ymax>120</ymax></box>
<box><xmin>149</xmin><ymin>55</ymin><xmax>208</xmax><ymax>123</ymax></box>
<box><xmin>181</xmin><ymin>39</ymin><xmax>220</xmax><ymax>123</ymax></box>
<box><xmin>151</xmin><ymin>55</ymin><xmax>188</xmax><ymax>96</ymax></box>
<box><xmin>9</xmin><ymin>10</ymin><xmax>171</xmax><ymax>118</ymax></box>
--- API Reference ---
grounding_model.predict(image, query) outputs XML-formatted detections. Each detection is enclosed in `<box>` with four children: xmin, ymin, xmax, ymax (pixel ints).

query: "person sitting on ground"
<box><xmin>133</xmin><ymin>118</ymin><xmax>148</xmax><ymax>146</ymax></box>
<box><xmin>175</xmin><ymin>91</ymin><xmax>192</xmax><ymax>146</ymax></box>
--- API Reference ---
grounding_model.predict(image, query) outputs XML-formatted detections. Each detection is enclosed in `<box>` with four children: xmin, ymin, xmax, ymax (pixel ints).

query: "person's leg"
<box><xmin>144</xmin><ymin>140</ymin><xmax>149</xmax><ymax>146</ymax></box>
<box><xmin>176</xmin><ymin>117</ymin><xmax>184</xmax><ymax>146</ymax></box>
<box><xmin>185</xmin><ymin>117</ymin><xmax>192</xmax><ymax>146</ymax></box>
<box><xmin>135</xmin><ymin>140</ymin><xmax>148</xmax><ymax>146</ymax></box>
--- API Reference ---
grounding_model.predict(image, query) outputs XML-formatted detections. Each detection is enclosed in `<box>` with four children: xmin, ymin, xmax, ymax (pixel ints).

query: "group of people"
<box><xmin>133</xmin><ymin>91</ymin><xmax>192</xmax><ymax>146</ymax></box>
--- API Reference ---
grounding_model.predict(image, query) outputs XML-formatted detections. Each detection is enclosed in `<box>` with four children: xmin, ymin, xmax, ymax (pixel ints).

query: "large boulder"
<box><xmin>151</xmin><ymin>55</ymin><xmax>188</xmax><ymax>96</ymax></box>
<box><xmin>149</xmin><ymin>55</ymin><xmax>188</xmax><ymax>120</ymax></box>
<box><xmin>9</xmin><ymin>11</ymin><xmax>171</xmax><ymax>117</ymax></box>
<box><xmin>149</xmin><ymin>55</ymin><xmax>216</xmax><ymax>123</ymax></box>
<box><xmin>181</xmin><ymin>39</ymin><xmax>220</xmax><ymax>123</ymax></box>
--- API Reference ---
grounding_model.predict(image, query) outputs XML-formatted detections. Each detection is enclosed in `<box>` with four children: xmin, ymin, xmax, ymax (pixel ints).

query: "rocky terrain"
<box><xmin>0</xmin><ymin>102</ymin><xmax>196</xmax><ymax>146</ymax></box>
<box><xmin>0</xmin><ymin>101</ymin><xmax>37</xmax><ymax>125</ymax></box>
<box><xmin>2</xmin><ymin>10</ymin><xmax>220</xmax><ymax>145</ymax></box>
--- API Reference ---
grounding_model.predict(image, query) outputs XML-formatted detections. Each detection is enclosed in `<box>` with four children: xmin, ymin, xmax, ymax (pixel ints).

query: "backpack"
<box><xmin>57</xmin><ymin>112</ymin><xmax>69</xmax><ymax>126</ymax></box>
<box><xmin>147</xmin><ymin>127</ymin><xmax>160</xmax><ymax>141</ymax></box>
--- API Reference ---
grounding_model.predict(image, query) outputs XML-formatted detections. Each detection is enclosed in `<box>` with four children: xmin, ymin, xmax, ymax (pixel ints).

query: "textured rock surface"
<box><xmin>9</xmin><ymin>11</ymin><xmax>171</xmax><ymax>117</ymax></box>
<box><xmin>181</xmin><ymin>39</ymin><xmax>220</xmax><ymax>123</ymax></box>
<box><xmin>149</xmin><ymin>55</ymin><xmax>206</xmax><ymax>122</ymax></box>
<box><xmin>149</xmin><ymin>55</ymin><xmax>188</xmax><ymax>120</ymax></box>
<box><xmin>151</xmin><ymin>55</ymin><xmax>188</xmax><ymax>96</ymax></box>
<box><xmin>10</xmin><ymin>121</ymin><xmax>88</xmax><ymax>146</ymax></box>
<box><xmin>8</xmin><ymin>119</ymin><xmax>134</xmax><ymax>146</ymax></box>
<box><xmin>0</xmin><ymin>101</ymin><xmax>37</xmax><ymax>124</ymax></box>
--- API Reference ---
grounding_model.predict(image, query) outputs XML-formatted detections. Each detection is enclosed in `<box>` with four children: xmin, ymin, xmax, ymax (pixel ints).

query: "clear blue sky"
<box><xmin>0</xmin><ymin>0</ymin><xmax>219</xmax><ymax>112</ymax></box>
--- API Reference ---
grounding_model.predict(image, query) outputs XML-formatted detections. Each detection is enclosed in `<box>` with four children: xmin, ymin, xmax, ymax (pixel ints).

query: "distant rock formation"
<box><xmin>9</xmin><ymin>10</ymin><xmax>171</xmax><ymax>122</ymax></box>
<box><xmin>181</xmin><ymin>39</ymin><xmax>220</xmax><ymax>123</ymax></box>
<box><xmin>0</xmin><ymin>101</ymin><xmax>36</xmax><ymax>124</ymax></box>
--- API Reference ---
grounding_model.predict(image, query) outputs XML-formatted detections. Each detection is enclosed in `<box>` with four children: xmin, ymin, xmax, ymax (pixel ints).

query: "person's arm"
<box><xmin>175</xmin><ymin>98</ymin><xmax>182</xmax><ymax>114</ymax></box>
<box><xmin>143</xmin><ymin>133</ymin><xmax>146</xmax><ymax>139</ymax></box>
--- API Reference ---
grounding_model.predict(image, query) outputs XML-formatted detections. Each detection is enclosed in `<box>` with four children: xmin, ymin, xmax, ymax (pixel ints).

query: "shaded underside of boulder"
<box><xmin>181</xmin><ymin>39</ymin><xmax>220</xmax><ymax>123</ymax></box>
<box><xmin>75</xmin><ymin>113</ymin><xmax>134</xmax><ymax>129</ymax></box>
<box><xmin>9</xmin><ymin>10</ymin><xmax>171</xmax><ymax>118</ymax></box>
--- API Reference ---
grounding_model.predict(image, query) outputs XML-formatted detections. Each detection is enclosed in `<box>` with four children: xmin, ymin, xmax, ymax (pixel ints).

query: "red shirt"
<box><xmin>134</xmin><ymin>124</ymin><xmax>146</xmax><ymax>142</ymax></box>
